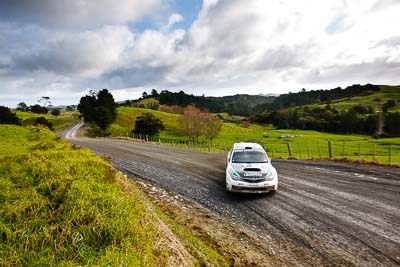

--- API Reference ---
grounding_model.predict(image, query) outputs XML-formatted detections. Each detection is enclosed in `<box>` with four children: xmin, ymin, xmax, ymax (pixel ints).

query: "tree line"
<box><xmin>128</xmin><ymin>89</ymin><xmax>272</xmax><ymax>117</ymax></box>
<box><xmin>252</xmin><ymin>103</ymin><xmax>400</xmax><ymax>137</ymax></box>
<box><xmin>258</xmin><ymin>84</ymin><xmax>380</xmax><ymax>111</ymax></box>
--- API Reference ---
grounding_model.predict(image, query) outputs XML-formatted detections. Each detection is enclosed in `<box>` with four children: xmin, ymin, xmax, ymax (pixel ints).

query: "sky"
<box><xmin>0</xmin><ymin>0</ymin><xmax>399</xmax><ymax>107</ymax></box>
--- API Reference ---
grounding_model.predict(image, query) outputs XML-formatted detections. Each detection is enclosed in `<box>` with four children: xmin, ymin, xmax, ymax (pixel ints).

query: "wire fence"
<box><xmin>109</xmin><ymin>133</ymin><xmax>399</xmax><ymax>166</ymax></box>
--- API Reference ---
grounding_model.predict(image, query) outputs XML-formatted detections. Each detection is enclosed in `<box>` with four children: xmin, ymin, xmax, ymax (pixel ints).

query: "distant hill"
<box><xmin>252</xmin><ymin>84</ymin><xmax>400</xmax><ymax>137</ymax></box>
<box><xmin>256</xmin><ymin>84</ymin><xmax>400</xmax><ymax>113</ymax></box>
<box><xmin>121</xmin><ymin>84</ymin><xmax>399</xmax><ymax>119</ymax></box>
<box><xmin>124</xmin><ymin>90</ymin><xmax>275</xmax><ymax>117</ymax></box>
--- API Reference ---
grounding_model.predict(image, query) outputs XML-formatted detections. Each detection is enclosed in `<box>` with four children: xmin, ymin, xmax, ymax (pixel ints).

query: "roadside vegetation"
<box><xmin>0</xmin><ymin>125</ymin><xmax>228</xmax><ymax>266</ymax></box>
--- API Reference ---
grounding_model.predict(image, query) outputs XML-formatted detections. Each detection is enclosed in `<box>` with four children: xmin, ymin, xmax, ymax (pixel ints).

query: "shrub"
<box><xmin>133</xmin><ymin>112</ymin><xmax>165</xmax><ymax>137</ymax></box>
<box><xmin>51</xmin><ymin>109</ymin><xmax>61</xmax><ymax>116</ymax></box>
<box><xmin>0</xmin><ymin>106</ymin><xmax>21</xmax><ymax>125</ymax></box>
<box><xmin>34</xmin><ymin>117</ymin><xmax>54</xmax><ymax>130</ymax></box>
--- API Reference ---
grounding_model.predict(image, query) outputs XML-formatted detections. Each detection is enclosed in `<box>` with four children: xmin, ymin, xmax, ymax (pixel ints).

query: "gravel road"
<box><xmin>62</xmin><ymin>124</ymin><xmax>400</xmax><ymax>266</ymax></box>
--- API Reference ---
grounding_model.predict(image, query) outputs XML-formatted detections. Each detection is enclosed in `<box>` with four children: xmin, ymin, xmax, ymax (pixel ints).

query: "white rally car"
<box><xmin>226</xmin><ymin>142</ymin><xmax>278</xmax><ymax>193</ymax></box>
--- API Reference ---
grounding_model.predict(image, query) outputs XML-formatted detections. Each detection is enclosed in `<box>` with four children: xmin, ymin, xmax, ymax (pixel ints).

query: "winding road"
<box><xmin>62</xmin><ymin>123</ymin><xmax>400</xmax><ymax>266</ymax></box>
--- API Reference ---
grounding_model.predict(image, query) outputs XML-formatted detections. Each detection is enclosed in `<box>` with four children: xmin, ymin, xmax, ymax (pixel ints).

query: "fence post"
<box><xmin>389</xmin><ymin>145</ymin><xmax>392</xmax><ymax>165</ymax></box>
<box><xmin>307</xmin><ymin>142</ymin><xmax>311</xmax><ymax>159</ymax></box>
<box><xmin>342</xmin><ymin>142</ymin><xmax>345</xmax><ymax>158</ymax></box>
<box><xmin>287</xmin><ymin>143</ymin><xmax>292</xmax><ymax>158</ymax></box>
<box><xmin>271</xmin><ymin>144</ymin><xmax>274</xmax><ymax>158</ymax></box>
<box><xmin>318</xmin><ymin>142</ymin><xmax>321</xmax><ymax>158</ymax></box>
<box><xmin>373</xmin><ymin>144</ymin><xmax>376</xmax><ymax>161</ymax></box>
<box><xmin>298</xmin><ymin>142</ymin><xmax>302</xmax><ymax>159</ymax></box>
<box><xmin>280</xmin><ymin>143</ymin><xmax>283</xmax><ymax>158</ymax></box>
<box><xmin>208</xmin><ymin>142</ymin><xmax>211</xmax><ymax>152</ymax></box>
<box><xmin>328</xmin><ymin>140</ymin><xmax>333</xmax><ymax>158</ymax></box>
<box><xmin>358</xmin><ymin>144</ymin><xmax>361</xmax><ymax>160</ymax></box>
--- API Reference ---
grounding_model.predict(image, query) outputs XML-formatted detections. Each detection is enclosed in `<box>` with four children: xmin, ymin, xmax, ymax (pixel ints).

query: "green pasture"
<box><xmin>109</xmin><ymin>107</ymin><xmax>400</xmax><ymax>165</ymax></box>
<box><xmin>304</xmin><ymin>85</ymin><xmax>400</xmax><ymax>112</ymax></box>
<box><xmin>16</xmin><ymin>111</ymin><xmax>79</xmax><ymax>131</ymax></box>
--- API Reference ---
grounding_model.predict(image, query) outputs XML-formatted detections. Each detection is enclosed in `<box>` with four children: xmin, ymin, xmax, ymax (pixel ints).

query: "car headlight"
<box><xmin>227</xmin><ymin>166</ymin><xmax>241</xmax><ymax>180</ymax></box>
<box><xmin>266</xmin><ymin>168</ymin><xmax>277</xmax><ymax>179</ymax></box>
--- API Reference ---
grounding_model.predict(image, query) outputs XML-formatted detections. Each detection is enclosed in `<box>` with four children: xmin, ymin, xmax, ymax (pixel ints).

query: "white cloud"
<box><xmin>0</xmin><ymin>0</ymin><xmax>399</xmax><ymax>107</ymax></box>
<box><xmin>12</xmin><ymin>25</ymin><xmax>134</xmax><ymax>77</ymax></box>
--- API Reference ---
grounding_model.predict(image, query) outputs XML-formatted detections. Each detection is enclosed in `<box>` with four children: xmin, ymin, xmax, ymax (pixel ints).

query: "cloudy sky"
<box><xmin>0</xmin><ymin>0</ymin><xmax>399</xmax><ymax>107</ymax></box>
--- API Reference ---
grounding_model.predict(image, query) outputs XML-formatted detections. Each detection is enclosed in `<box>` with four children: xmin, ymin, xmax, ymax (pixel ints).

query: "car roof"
<box><xmin>232</xmin><ymin>142</ymin><xmax>264</xmax><ymax>151</ymax></box>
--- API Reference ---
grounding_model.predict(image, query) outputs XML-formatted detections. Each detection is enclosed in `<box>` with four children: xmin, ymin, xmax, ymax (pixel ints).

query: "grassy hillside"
<box><xmin>0</xmin><ymin>125</ymin><xmax>228</xmax><ymax>266</ymax></box>
<box><xmin>108</xmin><ymin>107</ymin><xmax>185</xmax><ymax>139</ymax></box>
<box><xmin>130</xmin><ymin>97</ymin><xmax>159</xmax><ymax>109</ymax></box>
<box><xmin>301</xmin><ymin>85</ymin><xmax>400</xmax><ymax>112</ymax></box>
<box><xmin>109</xmin><ymin>107</ymin><xmax>400</xmax><ymax>164</ymax></box>
<box><xmin>16</xmin><ymin>111</ymin><xmax>80</xmax><ymax>131</ymax></box>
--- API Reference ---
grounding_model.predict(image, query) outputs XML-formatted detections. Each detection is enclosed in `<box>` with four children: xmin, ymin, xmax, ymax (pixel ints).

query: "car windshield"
<box><xmin>232</xmin><ymin>150</ymin><xmax>268</xmax><ymax>163</ymax></box>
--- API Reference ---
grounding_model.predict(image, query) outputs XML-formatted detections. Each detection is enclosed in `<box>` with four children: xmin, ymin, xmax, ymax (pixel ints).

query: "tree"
<box><xmin>38</xmin><ymin>96</ymin><xmax>51</xmax><ymax>108</ymax></box>
<box><xmin>382</xmin><ymin>100</ymin><xmax>396</xmax><ymax>113</ymax></box>
<box><xmin>16</xmin><ymin>102</ymin><xmax>28</xmax><ymax>111</ymax></box>
<box><xmin>151</xmin><ymin>89</ymin><xmax>159</xmax><ymax>98</ymax></box>
<box><xmin>0</xmin><ymin>106</ymin><xmax>21</xmax><ymax>125</ymax></box>
<box><xmin>78</xmin><ymin>92</ymin><xmax>96</xmax><ymax>121</ymax></box>
<box><xmin>133</xmin><ymin>112</ymin><xmax>164</xmax><ymax>137</ymax></box>
<box><xmin>78</xmin><ymin>89</ymin><xmax>117</xmax><ymax>131</ymax></box>
<box><xmin>384</xmin><ymin>112</ymin><xmax>400</xmax><ymax>136</ymax></box>
<box><xmin>30</xmin><ymin>104</ymin><xmax>48</xmax><ymax>114</ymax></box>
<box><xmin>51</xmin><ymin>109</ymin><xmax>61</xmax><ymax>116</ymax></box>
<box><xmin>66</xmin><ymin>105</ymin><xmax>75</xmax><ymax>111</ymax></box>
<box><xmin>201</xmin><ymin>113</ymin><xmax>222</xmax><ymax>144</ymax></box>
<box><xmin>179</xmin><ymin>106</ymin><xmax>203</xmax><ymax>142</ymax></box>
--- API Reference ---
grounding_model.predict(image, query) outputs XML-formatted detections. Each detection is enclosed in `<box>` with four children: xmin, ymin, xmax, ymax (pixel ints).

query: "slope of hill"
<box><xmin>16</xmin><ymin>111</ymin><xmax>80</xmax><ymax>131</ymax></box>
<box><xmin>304</xmin><ymin>85</ymin><xmax>400</xmax><ymax>112</ymax></box>
<box><xmin>257</xmin><ymin>84</ymin><xmax>400</xmax><ymax>112</ymax></box>
<box><xmin>0</xmin><ymin>125</ymin><xmax>227</xmax><ymax>266</ymax></box>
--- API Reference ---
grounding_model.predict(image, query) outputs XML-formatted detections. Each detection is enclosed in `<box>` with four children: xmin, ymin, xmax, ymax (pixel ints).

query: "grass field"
<box><xmin>16</xmin><ymin>111</ymin><xmax>80</xmax><ymax>131</ymax></box>
<box><xmin>109</xmin><ymin>107</ymin><xmax>400</xmax><ymax>165</ymax></box>
<box><xmin>303</xmin><ymin>85</ymin><xmax>400</xmax><ymax>112</ymax></box>
<box><xmin>0</xmin><ymin>125</ymin><xmax>228</xmax><ymax>266</ymax></box>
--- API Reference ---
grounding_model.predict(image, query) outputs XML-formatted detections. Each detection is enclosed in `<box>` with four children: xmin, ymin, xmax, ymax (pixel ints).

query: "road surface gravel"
<box><xmin>61</xmin><ymin>123</ymin><xmax>400</xmax><ymax>266</ymax></box>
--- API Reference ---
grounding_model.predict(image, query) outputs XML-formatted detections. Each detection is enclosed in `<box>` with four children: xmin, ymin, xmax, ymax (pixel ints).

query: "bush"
<box><xmin>34</xmin><ymin>117</ymin><xmax>54</xmax><ymax>131</ymax></box>
<box><xmin>0</xmin><ymin>106</ymin><xmax>21</xmax><ymax>125</ymax></box>
<box><xmin>51</xmin><ymin>109</ymin><xmax>61</xmax><ymax>116</ymax></box>
<box><xmin>133</xmin><ymin>112</ymin><xmax>165</xmax><ymax>137</ymax></box>
<box><xmin>30</xmin><ymin>104</ymin><xmax>48</xmax><ymax>114</ymax></box>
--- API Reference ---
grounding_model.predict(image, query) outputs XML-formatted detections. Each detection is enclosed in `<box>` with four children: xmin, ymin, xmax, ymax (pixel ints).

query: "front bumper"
<box><xmin>226</xmin><ymin>176</ymin><xmax>278</xmax><ymax>193</ymax></box>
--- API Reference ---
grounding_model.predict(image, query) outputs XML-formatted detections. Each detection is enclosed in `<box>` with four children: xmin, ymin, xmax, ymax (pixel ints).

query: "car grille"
<box><xmin>232</xmin><ymin>185</ymin><xmax>275</xmax><ymax>191</ymax></box>
<box><xmin>242</xmin><ymin>178</ymin><xmax>266</xmax><ymax>183</ymax></box>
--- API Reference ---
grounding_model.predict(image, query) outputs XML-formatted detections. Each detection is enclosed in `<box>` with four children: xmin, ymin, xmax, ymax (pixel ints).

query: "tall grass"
<box><xmin>0</xmin><ymin>125</ymin><xmax>227</xmax><ymax>266</ymax></box>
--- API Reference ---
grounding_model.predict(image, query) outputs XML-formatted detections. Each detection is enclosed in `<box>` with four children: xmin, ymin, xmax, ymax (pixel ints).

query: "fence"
<box><xmin>109</xmin><ymin>133</ymin><xmax>399</xmax><ymax>165</ymax></box>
